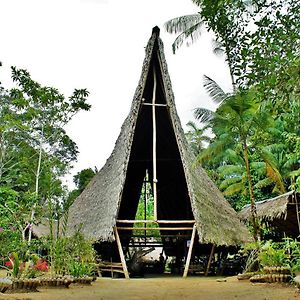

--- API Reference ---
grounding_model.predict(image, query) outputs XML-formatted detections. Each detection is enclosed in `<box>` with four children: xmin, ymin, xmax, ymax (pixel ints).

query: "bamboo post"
<box><xmin>205</xmin><ymin>244</ymin><xmax>216</xmax><ymax>276</ymax></box>
<box><xmin>152</xmin><ymin>65</ymin><xmax>158</xmax><ymax>221</ymax></box>
<box><xmin>113</xmin><ymin>226</ymin><xmax>129</xmax><ymax>279</ymax></box>
<box><xmin>183</xmin><ymin>224</ymin><xmax>197</xmax><ymax>278</ymax></box>
<box><xmin>117</xmin><ymin>227</ymin><xmax>194</xmax><ymax>231</ymax></box>
<box><xmin>117</xmin><ymin>220</ymin><xmax>195</xmax><ymax>224</ymax></box>
<box><xmin>294</xmin><ymin>193</ymin><xmax>300</xmax><ymax>234</ymax></box>
<box><xmin>144</xmin><ymin>173</ymin><xmax>147</xmax><ymax>245</ymax></box>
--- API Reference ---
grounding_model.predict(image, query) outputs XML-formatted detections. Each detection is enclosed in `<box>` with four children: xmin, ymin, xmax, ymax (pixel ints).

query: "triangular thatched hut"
<box><xmin>67</xmin><ymin>27</ymin><xmax>250</xmax><ymax>277</ymax></box>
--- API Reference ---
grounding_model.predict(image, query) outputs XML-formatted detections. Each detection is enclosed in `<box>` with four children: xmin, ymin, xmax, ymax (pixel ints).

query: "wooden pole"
<box><xmin>205</xmin><ymin>244</ymin><xmax>216</xmax><ymax>276</ymax></box>
<box><xmin>117</xmin><ymin>220</ymin><xmax>195</xmax><ymax>224</ymax></box>
<box><xmin>117</xmin><ymin>227</ymin><xmax>194</xmax><ymax>231</ymax></box>
<box><xmin>144</xmin><ymin>173</ymin><xmax>147</xmax><ymax>246</ymax></box>
<box><xmin>294</xmin><ymin>193</ymin><xmax>300</xmax><ymax>234</ymax></box>
<box><xmin>183</xmin><ymin>224</ymin><xmax>197</xmax><ymax>278</ymax></box>
<box><xmin>113</xmin><ymin>226</ymin><xmax>130</xmax><ymax>279</ymax></box>
<box><xmin>152</xmin><ymin>65</ymin><xmax>158</xmax><ymax>221</ymax></box>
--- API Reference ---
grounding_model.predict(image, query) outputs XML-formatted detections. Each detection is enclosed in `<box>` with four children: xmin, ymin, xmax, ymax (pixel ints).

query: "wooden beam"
<box><xmin>183</xmin><ymin>224</ymin><xmax>197</xmax><ymax>278</ymax></box>
<box><xmin>113</xmin><ymin>226</ymin><xmax>130</xmax><ymax>279</ymax></box>
<box><xmin>117</xmin><ymin>227</ymin><xmax>194</xmax><ymax>231</ymax></box>
<box><xmin>294</xmin><ymin>194</ymin><xmax>300</xmax><ymax>234</ymax></box>
<box><xmin>205</xmin><ymin>244</ymin><xmax>216</xmax><ymax>276</ymax></box>
<box><xmin>142</xmin><ymin>103</ymin><xmax>167</xmax><ymax>107</ymax></box>
<box><xmin>152</xmin><ymin>65</ymin><xmax>158</xmax><ymax>221</ymax></box>
<box><xmin>117</xmin><ymin>220</ymin><xmax>195</xmax><ymax>224</ymax></box>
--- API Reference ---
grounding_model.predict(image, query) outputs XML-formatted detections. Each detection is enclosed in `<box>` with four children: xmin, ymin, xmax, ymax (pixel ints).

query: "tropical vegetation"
<box><xmin>0</xmin><ymin>67</ymin><xmax>96</xmax><ymax>279</ymax></box>
<box><xmin>166</xmin><ymin>0</ymin><xmax>300</xmax><ymax>241</ymax></box>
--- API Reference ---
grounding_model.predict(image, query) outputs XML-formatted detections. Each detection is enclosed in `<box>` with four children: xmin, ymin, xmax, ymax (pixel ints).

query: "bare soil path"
<box><xmin>0</xmin><ymin>276</ymin><xmax>299</xmax><ymax>300</ymax></box>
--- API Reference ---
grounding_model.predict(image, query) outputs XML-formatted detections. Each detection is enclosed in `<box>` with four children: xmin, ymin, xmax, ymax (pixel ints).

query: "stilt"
<box><xmin>294</xmin><ymin>193</ymin><xmax>300</xmax><ymax>234</ymax></box>
<box><xmin>183</xmin><ymin>223</ymin><xmax>197</xmax><ymax>278</ymax></box>
<box><xmin>205</xmin><ymin>244</ymin><xmax>216</xmax><ymax>276</ymax></box>
<box><xmin>152</xmin><ymin>65</ymin><xmax>158</xmax><ymax>221</ymax></box>
<box><xmin>113</xmin><ymin>226</ymin><xmax>130</xmax><ymax>279</ymax></box>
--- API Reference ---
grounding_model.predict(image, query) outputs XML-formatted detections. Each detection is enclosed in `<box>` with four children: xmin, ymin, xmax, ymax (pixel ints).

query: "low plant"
<box><xmin>259</xmin><ymin>241</ymin><xmax>288</xmax><ymax>267</ymax></box>
<box><xmin>48</xmin><ymin>229</ymin><xmax>96</xmax><ymax>277</ymax></box>
<box><xmin>4</xmin><ymin>252</ymin><xmax>49</xmax><ymax>279</ymax></box>
<box><xmin>69</xmin><ymin>260</ymin><xmax>94</xmax><ymax>277</ymax></box>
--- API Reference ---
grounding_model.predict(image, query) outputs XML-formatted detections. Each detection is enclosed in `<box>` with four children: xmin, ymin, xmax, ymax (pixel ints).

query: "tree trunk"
<box><xmin>28</xmin><ymin>126</ymin><xmax>44</xmax><ymax>243</ymax></box>
<box><xmin>243</xmin><ymin>140</ymin><xmax>259</xmax><ymax>241</ymax></box>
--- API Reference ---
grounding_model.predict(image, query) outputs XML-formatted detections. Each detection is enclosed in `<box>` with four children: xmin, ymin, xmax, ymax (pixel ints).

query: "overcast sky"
<box><xmin>0</xmin><ymin>0</ymin><xmax>232</xmax><ymax>188</ymax></box>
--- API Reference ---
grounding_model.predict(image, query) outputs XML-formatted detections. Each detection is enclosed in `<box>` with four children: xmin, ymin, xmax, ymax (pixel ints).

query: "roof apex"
<box><xmin>152</xmin><ymin>26</ymin><xmax>160</xmax><ymax>36</ymax></box>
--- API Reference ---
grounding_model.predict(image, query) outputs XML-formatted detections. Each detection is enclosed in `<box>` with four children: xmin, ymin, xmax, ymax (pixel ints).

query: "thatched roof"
<box><xmin>32</xmin><ymin>218</ymin><xmax>59</xmax><ymax>239</ymax></box>
<box><xmin>238</xmin><ymin>191</ymin><xmax>295</xmax><ymax>222</ymax></box>
<box><xmin>67</xmin><ymin>27</ymin><xmax>251</xmax><ymax>246</ymax></box>
<box><xmin>238</xmin><ymin>191</ymin><xmax>300</xmax><ymax>238</ymax></box>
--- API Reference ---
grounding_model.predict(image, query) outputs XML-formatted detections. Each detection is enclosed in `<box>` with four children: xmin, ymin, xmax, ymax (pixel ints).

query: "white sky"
<box><xmin>0</xmin><ymin>0</ymin><xmax>232</xmax><ymax>189</ymax></box>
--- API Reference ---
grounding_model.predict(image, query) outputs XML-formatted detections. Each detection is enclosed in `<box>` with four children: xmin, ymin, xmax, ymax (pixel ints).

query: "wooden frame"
<box><xmin>183</xmin><ymin>224</ymin><xmax>197</xmax><ymax>278</ymax></box>
<box><xmin>113</xmin><ymin>226</ymin><xmax>130</xmax><ymax>279</ymax></box>
<box><xmin>117</xmin><ymin>220</ymin><xmax>195</xmax><ymax>224</ymax></box>
<box><xmin>152</xmin><ymin>65</ymin><xmax>158</xmax><ymax>221</ymax></box>
<box><xmin>205</xmin><ymin>244</ymin><xmax>216</xmax><ymax>276</ymax></box>
<box><xmin>117</xmin><ymin>227</ymin><xmax>194</xmax><ymax>231</ymax></box>
<box><xmin>114</xmin><ymin>220</ymin><xmax>197</xmax><ymax>278</ymax></box>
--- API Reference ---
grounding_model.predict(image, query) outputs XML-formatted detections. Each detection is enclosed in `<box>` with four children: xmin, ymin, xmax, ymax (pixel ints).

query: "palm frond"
<box><xmin>170</xmin><ymin>20</ymin><xmax>205</xmax><ymax>53</ymax></box>
<box><xmin>222</xmin><ymin>149</ymin><xmax>244</xmax><ymax>164</ymax></box>
<box><xmin>250</xmin><ymin>161</ymin><xmax>266</xmax><ymax>176</ymax></box>
<box><xmin>254</xmin><ymin>178</ymin><xmax>273</xmax><ymax>189</ymax></box>
<box><xmin>258</xmin><ymin>147</ymin><xmax>286</xmax><ymax>193</ymax></box>
<box><xmin>217</xmin><ymin>165</ymin><xmax>244</xmax><ymax>177</ymax></box>
<box><xmin>186</xmin><ymin>120</ymin><xmax>198</xmax><ymax>132</ymax></box>
<box><xmin>194</xmin><ymin>107</ymin><xmax>214</xmax><ymax>123</ymax></box>
<box><xmin>264</xmin><ymin>143</ymin><xmax>286</xmax><ymax>154</ymax></box>
<box><xmin>284</xmin><ymin>157</ymin><xmax>299</xmax><ymax>169</ymax></box>
<box><xmin>203</xmin><ymin>75</ymin><xmax>228</xmax><ymax>104</ymax></box>
<box><xmin>211</xmin><ymin>38</ymin><xmax>224</xmax><ymax>56</ymax></box>
<box><xmin>219</xmin><ymin>176</ymin><xmax>242</xmax><ymax>191</ymax></box>
<box><xmin>164</xmin><ymin>14</ymin><xmax>202</xmax><ymax>34</ymax></box>
<box><xmin>223</xmin><ymin>182</ymin><xmax>245</xmax><ymax>196</ymax></box>
<box><xmin>195</xmin><ymin>135</ymin><xmax>228</xmax><ymax>164</ymax></box>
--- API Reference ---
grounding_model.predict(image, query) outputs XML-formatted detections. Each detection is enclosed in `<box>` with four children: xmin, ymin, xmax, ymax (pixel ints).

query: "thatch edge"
<box><xmin>238</xmin><ymin>191</ymin><xmax>295</xmax><ymax>222</ymax></box>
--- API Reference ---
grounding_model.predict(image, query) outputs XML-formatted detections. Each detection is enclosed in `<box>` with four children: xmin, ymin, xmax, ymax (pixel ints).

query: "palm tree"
<box><xmin>164</xmin><ymin>1</ymin><xmax>249</xmax><ymax>89</ymax></box>
<box><xmin>185</xmin><ymin>121</ymin><xmax>211</xmax><ymax>156</ymax></box>
<box><xmin>195</xmin><ymin>78</ymin><xmax>285</xmax><ymax>240</ymax></box>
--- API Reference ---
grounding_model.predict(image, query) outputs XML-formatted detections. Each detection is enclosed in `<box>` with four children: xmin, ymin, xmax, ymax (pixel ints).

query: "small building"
<box><xmin>239</xmin><ymin>191</ymin><xmax>300</xmax><ymax>240</ymax></box>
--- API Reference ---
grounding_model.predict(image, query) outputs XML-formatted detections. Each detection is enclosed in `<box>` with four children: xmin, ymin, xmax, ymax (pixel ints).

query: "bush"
<box><xmin>48</xmin><ymin>230</ymin><xmax>96</xmax><ymax>277</ymax></box>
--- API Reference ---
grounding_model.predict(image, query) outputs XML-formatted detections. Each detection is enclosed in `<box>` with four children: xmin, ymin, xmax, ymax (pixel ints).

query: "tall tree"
<box><xmin>185</xmin><ymin>121</ymin><xmax>211</xmax><ymax>156</ymax></box>
<box><xmin>8</xmin><ymin>67</ymin><xmax>91</xmax><ymax>241</ymax></box>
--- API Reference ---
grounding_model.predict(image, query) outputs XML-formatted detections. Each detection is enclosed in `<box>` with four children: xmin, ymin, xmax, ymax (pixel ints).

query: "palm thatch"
<box><xmin>239</xmin><ymin>191</ymin><xmax>300</xmax><ymax>238</ymax></box>
<box><xmin>32</xmin><ymin>218</ymin><xmax>59</xmax><ymax>239</ymax></box>
<box><xmin>67</xmin><ymin>26</ymin><xmax>251</xmax><ymax>246</ymax></box>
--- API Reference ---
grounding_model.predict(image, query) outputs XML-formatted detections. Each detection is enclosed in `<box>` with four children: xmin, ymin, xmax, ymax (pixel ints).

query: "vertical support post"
<box><xmin>144</xmin><ymin>172</ymin><xmax>147</xmax><ymax>245</ymax></box>
<box><xmin>152</xmin><ymin>66</ymin><xmax>158</xmax><ymax>221</ymax></box>
<box><xmin>114</xmin><ymin>226</ymin><xmax>130</xmax><ymax>279</ymax></box>
<box><xmin>183</xmin><ymin>224</ymin><xmax>197</xmax><ymax>278</ymax></box>
<box><xmin>294</xmin><ymin>193</ymin><xmax>300</xmax><ymax>234</ymax></box>
<box><xmin>205</xmin><ymin>244</ymin><xmax>216</xmax><ymax>276</ymax></box>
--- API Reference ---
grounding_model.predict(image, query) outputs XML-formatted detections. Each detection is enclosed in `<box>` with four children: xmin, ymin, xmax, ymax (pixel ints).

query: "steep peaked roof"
<box><xmin>67</xmin><ymin>27</ymin><xmax>251</xmax><ymax>246</ymax></box>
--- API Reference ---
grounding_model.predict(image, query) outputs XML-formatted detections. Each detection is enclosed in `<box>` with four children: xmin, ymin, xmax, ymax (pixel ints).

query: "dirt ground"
<box><xmin>1</xmin><ymin>276</ymin><xmax>300</xmax><ymax>300</ymax></box>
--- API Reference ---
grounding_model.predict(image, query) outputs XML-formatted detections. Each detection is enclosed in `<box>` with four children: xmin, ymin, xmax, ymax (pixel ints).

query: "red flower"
<box><xmin>34</xmin><ymin>258</ymin><xmax>48</xmax><ymax>271</ymax></box>
<box><xmin>5</xmin><ymin>261</ymin><xmax>13</xmax><ymax>268</ymax></box>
